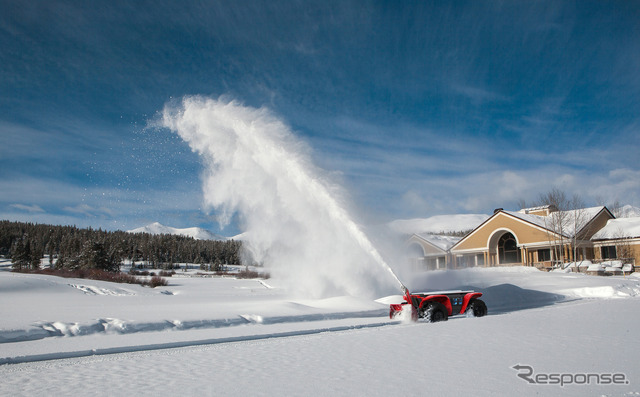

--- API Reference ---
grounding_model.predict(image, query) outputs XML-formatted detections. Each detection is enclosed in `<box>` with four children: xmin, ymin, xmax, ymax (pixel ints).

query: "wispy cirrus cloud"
<box><xmin>9</xmin><ymin>203</ymin><xmax>44</xmax><ymax>213</ymax></box>
<box><xmin>450</xmin><ymin>83</ymin><xmax>509</xmax><ymax>104</ymax></box>
<box><xmin>62</xmin><ymin>204</ymin><xmax>115</xmax><ymax>218</ymax></box>
<box><xmin>0</xmin><ymin>174</ymin><xmax>207</xmax><ymax>231</ymax></box>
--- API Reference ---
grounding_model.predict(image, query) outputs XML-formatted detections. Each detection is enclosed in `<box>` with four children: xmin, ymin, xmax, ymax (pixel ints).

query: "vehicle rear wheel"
<box><xmin>467</xmin><ymin>298</ymin><xmax>487</xmax><ymax>318</ymax></box>
<box><xmin>421</xmin><ymin>302</ymin><xmax>448</xmax><ymax>323</ymax></box>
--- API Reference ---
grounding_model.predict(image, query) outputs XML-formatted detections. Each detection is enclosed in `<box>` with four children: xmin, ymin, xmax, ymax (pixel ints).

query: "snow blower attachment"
<box><xmin>382</xmin><ymin>263</ymin><xmax>486</xmax><ymax>322</ymax></box>
<box><xmin>389</xmin><ymin>289</ymin><xmax>487</xmax><ymax>323</ymax></box>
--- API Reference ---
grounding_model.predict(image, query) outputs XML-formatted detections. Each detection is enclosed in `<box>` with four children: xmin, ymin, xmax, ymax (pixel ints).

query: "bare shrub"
<box><xmin>15</xmin><ymin>268</ymin><xmax>167</xmax><ymax>288</ymax></box>
<box><xmin>129</xmin><ymin>269</ymin><xmax>150</xmax><ymax>276</ymax></box>
<box><xmin>144</xmin><ymin>276</ymin><xmax>168</xmax><ymax>288</ymax></box>
<box><xmin>236</xmin><ymin>269</ymin><xmax>270</xmax><ymax>279</ymax></box>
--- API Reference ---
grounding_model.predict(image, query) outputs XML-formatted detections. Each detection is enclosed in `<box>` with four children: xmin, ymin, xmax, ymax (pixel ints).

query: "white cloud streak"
<box><xmin>9</xmin><ymin>204</ymin><xmax>44</xmax><ymax>213</ymax></box>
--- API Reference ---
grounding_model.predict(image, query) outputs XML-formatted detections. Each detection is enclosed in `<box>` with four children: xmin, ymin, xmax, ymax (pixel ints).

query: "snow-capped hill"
<box><xmin>388</xmin><ymin>213</ymin><xmax>489</xmax><ymax>235</ymax></box>
<box><xmin>617</xmin><ymin>205</ymin><xmax>640</xmax><ymax>218</ymax></box>
<box><xmin>228</xmin><ymin>232</ymin><xmax>248</xmax><ymax>241</ymax></box>
<box><xmin>128</xmin><ymin>222</ymin><xmax>225</xmax><ymax>240</ymax></box>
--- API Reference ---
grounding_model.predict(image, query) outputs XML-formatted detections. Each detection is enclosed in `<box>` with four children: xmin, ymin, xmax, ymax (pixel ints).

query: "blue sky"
<box><xmin>1</xmin><ymin>1</ymin><xmax>639</xmax><ymax>235</ymax></box>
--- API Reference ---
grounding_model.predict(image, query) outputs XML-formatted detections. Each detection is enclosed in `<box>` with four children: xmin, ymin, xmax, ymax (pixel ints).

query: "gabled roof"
<box><xmin>450</xmin><ymin>210</ymin><xmax>559</xmax><ymax>251</ymax></box>
<box><xmin>409</xmin><ymin>233</ymin><xmax>461</xmax><ymax>252</ymax></box>
<box><xmin>592</xmin><ymin>217</ymin><xmax>640</xmax><ymax>240</ymax></box>
<box><xmin>504</xmin><ymin>206</ymin><xmax>611</xmax><ymax>238</ymax></box>
<box><xmin>451</xmin><ymin>206</ymin><xmax>613</xmax><ymax>251</ymax></box>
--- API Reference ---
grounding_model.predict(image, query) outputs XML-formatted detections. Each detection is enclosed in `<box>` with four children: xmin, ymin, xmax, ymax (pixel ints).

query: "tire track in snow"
<box><xmin>0</xmin><ymin>308</ymin><xmax>388</xmax><ymax>343</ymax></box>
<box><xmin>0</xmin><ymin>320</ymin><xmax>397</xmax><ymax>365</ymax></box>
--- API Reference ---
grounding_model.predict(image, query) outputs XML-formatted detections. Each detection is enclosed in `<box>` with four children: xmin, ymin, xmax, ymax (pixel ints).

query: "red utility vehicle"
<box><xmin>390</xmin><ymin>289</ymin><xmax>487</xmax><ymax>322</ymax></box>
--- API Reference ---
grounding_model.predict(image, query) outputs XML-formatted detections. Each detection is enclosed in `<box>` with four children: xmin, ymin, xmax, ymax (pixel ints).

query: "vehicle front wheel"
<box><xmin>467</xmin><ymin>298</ymin><xmax>487</xmax><ymax>318</ymax></box>
<box><xmin>420</xmin><ymin>302</ymin><xmax>448</xmax><ymax>323</ymax></box>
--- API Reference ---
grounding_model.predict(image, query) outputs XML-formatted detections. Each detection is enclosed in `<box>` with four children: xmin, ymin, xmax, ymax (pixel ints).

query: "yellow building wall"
<box><xmin>577</xmin><ymin>210</ymin><xmax>614</xmax><ymax>240</ymax></box>
<box><xmin>454</xmin><ymin>212</ymin><xmax>558</xmax><ymax>251</ymax></box>
<box><xmin>631</xmin><ymin>244</ymin><xmax>640</xmax><ymax>267</ymax></box>
<box><xmin>594</xmin><ymin>239</ymin><xmax>640</xmax><ymax>266</ymax></box>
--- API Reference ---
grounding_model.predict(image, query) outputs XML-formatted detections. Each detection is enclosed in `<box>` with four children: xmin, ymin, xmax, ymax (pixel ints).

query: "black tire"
<box><xmin>467</xmin><ymin>298</ymin><xmax>487</xmax><ymax>318</ymax></box>
<box><xmin>420</xmin><ymin>302</ymin><xmax>448</xmax><ymax>323</ymax></box>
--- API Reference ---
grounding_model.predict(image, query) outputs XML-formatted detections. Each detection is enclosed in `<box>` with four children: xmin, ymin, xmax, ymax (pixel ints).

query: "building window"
<box><xmin>425</xmin><ymin>257</ymin><xmax>438</xmax><ymax>271</ymax></box>
<box><xmin>457</xmin><ymin>254</ymin><xmax>474</xmax><ymax>268</ymax></box>
<box><xmin>537</xmin><ymin>249</ymin><xmax>551</xmax><ymax>262</ymax></box>
<box><xmin>498</xmin><ymin>233</ymin><xmax>521</xmax><ymax>264</ymax></box>
<box><xmin>601</xmin><ymin>246</ymin><xmax>617</xmax><ymax>259</ymax></box>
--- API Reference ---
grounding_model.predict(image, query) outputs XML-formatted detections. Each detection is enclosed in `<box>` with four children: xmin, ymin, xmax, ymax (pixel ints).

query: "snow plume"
<box><xmin>161</xmin><ymin>96</ymin><xmax>400</xmax><ymax>298</ymax></box>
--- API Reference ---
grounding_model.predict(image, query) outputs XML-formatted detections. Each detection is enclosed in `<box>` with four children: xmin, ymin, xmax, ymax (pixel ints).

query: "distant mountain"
<box><xmin>128</xmin><ymin>222</ymin><xmax>226</xmax><ymax>240</ymax></box>
<box><xmin>388</xmin><ymin>213</ymin><xmax>489</xmax><ymax>236</ymax></box>
<box><xmin>617</xmin><ymin>205</ymin><xmax>640</xmax><ymax>218</ymax></box>
<box><xmin>228</xmin><ymin>231</ymin><xmax>248</xmax><ymax>241</ymax></box>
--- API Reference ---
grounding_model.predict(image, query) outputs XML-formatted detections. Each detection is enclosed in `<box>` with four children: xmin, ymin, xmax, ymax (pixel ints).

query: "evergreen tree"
<box><xmin>78</xmin><ymin>241</ymin><xmax>109</xmax><ymax>270</ymax></box>
<box><xmin>29</xmin><ymin>243</ymin><xmax>42</xmax><ymax>270</ymax></box>
<box><xmin>11</xmin><ymin>239</ymin><xmax>29</xmax><ymax>270</ymax></box>
<box><xmin>56</xmin><ymin>253</ymin><xmax>66</xmax><ymax>269</ymax></box>
<box><xmin>0</xmin><ymin>220</ymin><xmax>243</xmax><ymax>271</ymax></box>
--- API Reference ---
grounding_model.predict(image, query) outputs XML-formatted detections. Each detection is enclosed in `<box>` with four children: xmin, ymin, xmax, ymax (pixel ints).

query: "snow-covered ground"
<box><xmin>1</xmin><ymin>261</ymin><xmax>639</xmax><ymax>396</ymax></box>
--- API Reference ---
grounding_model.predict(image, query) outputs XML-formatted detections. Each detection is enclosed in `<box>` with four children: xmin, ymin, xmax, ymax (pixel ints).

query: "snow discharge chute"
<box><xmin>161</xmin><ymin>95</ymin><xmax>405</xmax><ymax>298</ymax></box>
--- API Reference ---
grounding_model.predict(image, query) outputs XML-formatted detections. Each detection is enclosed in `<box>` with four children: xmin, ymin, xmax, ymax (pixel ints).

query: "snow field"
<box><xmin>1</xmin><ymin>266</ymin><xmax>639</xmax><ymax>396</ymax></box>
<box><xmin>0</xmin><ymin>270</ymin><xmax>388</xmax><ymax>346</ymax></box>
<box><xmin>1</xmin><ymin>299</ymin><xmax>638</xmax><ymax>396</ymax></box>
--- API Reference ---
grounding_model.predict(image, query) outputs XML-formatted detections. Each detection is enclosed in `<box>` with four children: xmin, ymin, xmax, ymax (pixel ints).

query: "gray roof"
<box><xmin>413</xmin><ymin>233</ymin><xmax>461</xmax><ymax>252</ymax></box>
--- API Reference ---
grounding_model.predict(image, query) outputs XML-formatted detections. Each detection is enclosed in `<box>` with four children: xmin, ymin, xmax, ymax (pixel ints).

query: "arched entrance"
<box><xmin>498</xmin><ymin>232</ymin><xmax>521</xmax><ymax>264</ymax></box>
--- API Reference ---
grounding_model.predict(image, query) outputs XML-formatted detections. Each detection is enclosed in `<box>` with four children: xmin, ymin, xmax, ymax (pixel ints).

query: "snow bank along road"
<box><xmin>1</xmin><ymin>267</ymin><xmax>639</xmax><ymax>396</ymax></box>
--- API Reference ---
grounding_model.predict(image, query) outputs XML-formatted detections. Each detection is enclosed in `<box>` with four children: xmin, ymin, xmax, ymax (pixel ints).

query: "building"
<box><xmin>406</xmin><ymin>234</ymin><xmax>461</xmax><ymax>271</ymax></box>
<box><xmin>406</xmin><ymin>205</ymin><xmax>637</xmax><ymax>271</ymax></box>
<box><xmin>591</xmin><ymin>217</ymin><xmax>640</xmax><ymax>265</ymax></box>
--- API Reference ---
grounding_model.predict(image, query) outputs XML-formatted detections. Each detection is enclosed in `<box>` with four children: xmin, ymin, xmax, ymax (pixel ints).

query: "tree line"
<box><xmin>0</xmin><ymin>220</ymin><xmax>242</xmax><ymax>272</ymax></box>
